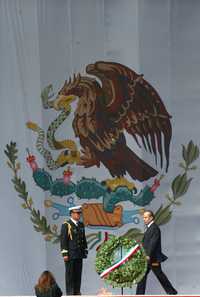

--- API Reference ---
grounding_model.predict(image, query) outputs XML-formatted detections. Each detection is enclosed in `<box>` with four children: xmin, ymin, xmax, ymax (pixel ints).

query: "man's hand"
<box><xmin>146</xmin><ymin>256</ymin><xmax>150</xmax><ymax>261</ymax></box>
<box><xmin>63</xmin><ymin>256</ymin><xmax>69</xmax><ymax>262</ymax></box>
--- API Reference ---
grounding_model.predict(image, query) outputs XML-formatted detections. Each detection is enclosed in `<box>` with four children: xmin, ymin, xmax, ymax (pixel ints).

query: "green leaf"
<box><xmin>157</xmin><ymin>211</ymin><xmax>172</xmax><ymax>225</ymax></box>
<box><xmin>4</xmin><ymin>142</ymin><xmax>18</xmax><ymax>166</ymax></box>
<box><xmin>171</xmin><ymin>173</ymin><xmax>191</xmax><ymax>199</ymax></box>
<box><xmin>186</xmin><ymin>141</ymin><xmax>200</xmax><ymax>166</ymax></box>
<box><xmin>173</xmin><ymin>201</ymin><xmax>181</xmax><ymax>206</ymax></box>
<box><xmin>28</xmin><ymin>197</ymin><xmax>33</xmax><ymax>206</ymax></box>
<box><xmin>182</xmin><ymin>145</ymin><xmax>187</xmax><ymax>163</ymax></box>
<box><xmin>154</xmin><ymin>204</ymin><xmax>164</xmax><ymax>222</ymax></box>
<box><xmin>21</xmin><ymin>203</ymin><xmax>27</xmax><ymax>209</ymax></box>
<box><xmin>41</xmin><ymin>84</ymin><xmax>54</xmax><ymax>108</ymax></box>
<box><xmin>122</xmin><ymin>228</ymin><xmax>143</xmax><ymax>242</ymax></box>
<box><xmin>171</xmin><ymin>174</ymin><xmax>182</xmax><ymax>197</ymax></box>
<box><xmin>189</xmin><ymin>165</ymin><xmax>197</xmax><ymax>170</ymax></box>
<box><xmin>179</xmin><ymin>177</ymin><xmax>192</xmax><ymax>197</ymax></box>
<box><xmin>155</xmin><ymin>205</ymin><xmax>172</xmax><ymax>226</ymax></box>
<box><xmin>179</xmin><ymin>162</ymin><xmax>186</xmax><ymax>169</ymax></box>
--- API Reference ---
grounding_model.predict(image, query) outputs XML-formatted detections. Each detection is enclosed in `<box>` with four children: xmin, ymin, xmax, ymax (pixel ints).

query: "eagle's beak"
<box><xmin>53</xmin><ymin>95</ymin><xmax>76</xmax><ymax>110</ymax></box>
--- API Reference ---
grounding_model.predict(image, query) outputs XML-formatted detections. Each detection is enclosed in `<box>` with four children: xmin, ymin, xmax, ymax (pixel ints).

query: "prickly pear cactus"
<box><xmin>33</xmin><ymin>169</ymin><xmax>53</xmax><ymax>191</ymax></box>
<box><xmin>51</xmin><ymin>180</ymin><xmax>76</xmax><ymax>197</ymax></box>
<box><xmin>75</xmin><ymin>178</ymin><xmax>106</xmax><ymax>199</ymax></box>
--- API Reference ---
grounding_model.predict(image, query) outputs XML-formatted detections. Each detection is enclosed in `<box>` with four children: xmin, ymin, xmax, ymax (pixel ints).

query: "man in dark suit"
<box><xmin>136</xmin><ymin>210</ymin><xmax>177</xmax><ymax>295</ymax></box>
<box><xmin>60</xmin><ymin>205</ymin><xmax>88</xmax><ymax>295</ymax></box>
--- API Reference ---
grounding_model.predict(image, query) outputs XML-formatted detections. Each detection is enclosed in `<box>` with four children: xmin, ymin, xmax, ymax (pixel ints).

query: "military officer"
<box><xmin>60</xmin><ymin>205</ymin><xmax>88</xmax><ymax>295</ymax></box>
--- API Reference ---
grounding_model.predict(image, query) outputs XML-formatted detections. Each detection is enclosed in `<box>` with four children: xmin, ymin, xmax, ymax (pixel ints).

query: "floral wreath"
<box><xmin>95</xmin><ymin>236</ymin><xmax>147</xmax><ymax>288</ymax></box>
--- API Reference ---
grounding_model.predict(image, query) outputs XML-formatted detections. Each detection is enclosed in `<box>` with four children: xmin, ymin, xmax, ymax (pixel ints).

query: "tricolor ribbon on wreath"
<box><xmin>100</xmin><ymin>244</ymin><xmax>141</xmax><ymax>278</ymax></box>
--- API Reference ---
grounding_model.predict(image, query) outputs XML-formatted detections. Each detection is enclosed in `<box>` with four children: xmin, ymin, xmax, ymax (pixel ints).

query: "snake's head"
<box><xmin>57</xmin><ymin>149</ymin><xmax>80</xmax><ymax>167</ymax></box>
<box><xmin>56</xmin><ymin>150</ymin><xmax>70</xmax><ymax>167</ymax></box>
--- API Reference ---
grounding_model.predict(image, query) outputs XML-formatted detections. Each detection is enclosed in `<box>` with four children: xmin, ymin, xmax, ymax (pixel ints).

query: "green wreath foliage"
<box><xmin>95</xmin><ymin>236</ymin><xmax>147</xmax><ymax>288</ymax></box>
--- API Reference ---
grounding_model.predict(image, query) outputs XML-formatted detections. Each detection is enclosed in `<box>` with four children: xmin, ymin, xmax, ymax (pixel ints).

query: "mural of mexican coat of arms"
<box><xmin>5</xmin><ymin>61</ymin><xmax>199</xmax><ymax>249</ymax></box>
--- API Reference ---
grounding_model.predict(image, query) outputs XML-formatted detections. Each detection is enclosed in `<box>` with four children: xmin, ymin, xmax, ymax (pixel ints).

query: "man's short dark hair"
<box><xmin>144</xmin><ymin>210</ymin><xmax>155</xmax><ymax>219</ymax></box>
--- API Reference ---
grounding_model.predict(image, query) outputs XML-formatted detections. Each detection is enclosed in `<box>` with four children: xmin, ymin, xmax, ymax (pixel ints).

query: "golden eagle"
<box><xmin>57</xmin><ymin>61</ymin><xmax>172</xmax><ymax>181</ymax></box>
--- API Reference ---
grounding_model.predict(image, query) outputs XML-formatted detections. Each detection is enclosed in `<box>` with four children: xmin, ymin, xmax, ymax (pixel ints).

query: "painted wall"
<box><xmin>0</xmin><ymin>0</ymin><xmax>200</xmax><ymax>295</ymax></box>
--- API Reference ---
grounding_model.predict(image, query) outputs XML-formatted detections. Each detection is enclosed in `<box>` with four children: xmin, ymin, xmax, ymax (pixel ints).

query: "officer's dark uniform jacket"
<box><xmin>60</xmin><ymin>219</ymin><xmax>88</xmax><ymax>259</ymax></box>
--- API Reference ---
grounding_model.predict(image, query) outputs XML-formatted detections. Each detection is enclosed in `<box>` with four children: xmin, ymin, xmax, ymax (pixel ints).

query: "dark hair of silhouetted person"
<box><xmin>35</xmin><ymin>270</ymin><xmax>56</xmax><ymax>292</ymax></box>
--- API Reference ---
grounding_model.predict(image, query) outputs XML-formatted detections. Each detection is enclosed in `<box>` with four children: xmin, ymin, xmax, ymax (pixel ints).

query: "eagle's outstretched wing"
<box><xmin>86</xmin><ymin>61</ymin><xmax>172</xmax><ymax>171</ymax></box>
<box><xmin>72</xmin><ymin>76</ymin><xmax>158</xmax><ymax>181</ymax></box>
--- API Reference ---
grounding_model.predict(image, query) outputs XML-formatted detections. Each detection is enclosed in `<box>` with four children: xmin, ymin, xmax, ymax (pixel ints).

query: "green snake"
<box><xmin>26</xmin><ymin>85</ymin><xmax>80</xmax><ymax>170</ymax></box>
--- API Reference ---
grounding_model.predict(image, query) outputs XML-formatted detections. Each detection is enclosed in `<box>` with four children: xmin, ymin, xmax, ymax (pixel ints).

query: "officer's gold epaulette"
<box><xmin>63</xmin><ymin>220</ymin><xmax>72</xmax><ymax>240</ymax></box>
